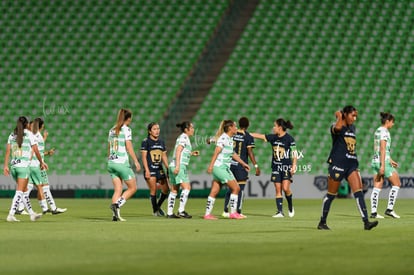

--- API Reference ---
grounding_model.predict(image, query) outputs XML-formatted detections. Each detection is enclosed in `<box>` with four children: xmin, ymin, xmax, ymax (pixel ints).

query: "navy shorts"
<box><xmin>328</xmin><ymin>163</ymin><xmax>358</xmax><ymax>182</ymax></box>
<box><xmin>230</xmin><ymin>167</ymin><xmax>248</xmax><ymax>183</ymax></box>
<box><xmin>270</xmin><ymin>170</ymin><xmax>292</xmax><ymax>183</ymax></box>
<box><xmin>144</xmin><ymin>167</ymin><xmax>167</xmax><ymax>181</ymax></box>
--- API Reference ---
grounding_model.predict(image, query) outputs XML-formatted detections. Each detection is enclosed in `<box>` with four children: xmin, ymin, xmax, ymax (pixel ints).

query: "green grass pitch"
<box><xmin>0</xmin><ymin>198</ymin><xmax>413</xmax><ymax>274</ymax></box>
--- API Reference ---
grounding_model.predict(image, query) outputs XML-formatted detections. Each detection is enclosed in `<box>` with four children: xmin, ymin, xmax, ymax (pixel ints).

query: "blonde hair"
<box><xmin>214</xmin><ymin>120</ymin><xmax>234</xmax><ymax>140</ymax></box>
<box><xmin>115</xmin><ymin>109</ymin><xmax>132</xmax><ymax>136</ymax></box>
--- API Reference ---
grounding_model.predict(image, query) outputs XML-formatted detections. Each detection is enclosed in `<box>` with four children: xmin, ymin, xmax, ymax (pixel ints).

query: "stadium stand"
<box><xmin>0</xmin><ymin>0</ymin><xmax>229</xmax><ymax>174</ymax></box>
<box><xmin>0</xmin><ymin>0</ymin><xmax>413</xmax><ymax>177</ymax></box>
<box><xmin>191</xmin><ymin>0</ymin><xmax>414</xmax><ymax>175</ymax></box>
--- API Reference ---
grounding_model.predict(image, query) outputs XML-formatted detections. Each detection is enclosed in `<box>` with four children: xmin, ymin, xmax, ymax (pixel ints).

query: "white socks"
<box><xmin>205</xmin><ymin>196</ymin><xmax>216</xmax><ymax>215</ymax></box>
<box><xmin>370</xmin><ymin>187</ymin><xmax>381</xmax><ymax>213</ymax></box>
<box><xmin>371</xmin><ymin>186</ymin><xmax>400</xmax><ymax>212</ymax></box>
<box><xmin>229</xmin><ymin>194</ymin><xmax>238</xmax><ymax>214</ymax></box>
<box><xmin>178</xmin><ymin>189</ymin><xmax>190</xmax><ymax>213</ymax></box>
<box><xmin>9</xmin><ymin>191</ymin><xmax>23</xmax><ymax>216</ymax></box>
<box><xmin>387</xmin><ymin>186</ymin><xmax>400</xmax><ymax>210</ymax></box>
<box><xmin>167</xmin><ymin>192</ymin><xmax>177</xmax><ymax>215</ymax></box>
<box><xmin>116</xmin><ymin>196</ymin><xmax>126</xmax><ymax>208</ymax></box>
<box><xmin>43</xmin><ymin>185</ymin><xmax>57</xmax><ymax>211</ymax></box>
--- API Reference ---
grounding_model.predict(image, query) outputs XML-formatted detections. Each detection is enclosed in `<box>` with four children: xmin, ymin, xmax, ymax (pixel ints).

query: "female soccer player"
<box><xmin>107</xmin><ymin>109</ymin><xmax>141</xmax><ymax>221</ymax></box>
<box><xmin>317</xmin><ymin>106</ymin><xmax>378</xmax><ymax>230</ymax></box>
<box><xmin>167</xmin><ymin>121</ymin><xmax>199</xmax><ymax>219</ymax></box>
<box><xmin>370</xmin><ymin>112</ymin><xmax>401</xmax><ymax>219</ymax></box>
<box><xmin>222</xmin><ymin>117</ymin><xmax>260</xmax><ymax>218</ymax></box>
<box><xmin>29</xmin><ymin>118</ymin><xmax>66</xmax><ymax>215</ymax></box>
<box><xmin>141</xmin><ymin>122</ymin><xmax>169</xmax><ymax>216</ymax></box>
<box><xmin>251</xmin><ymin>118</ymin><xmax>297</xmax><ymax>218</ymax></box>
<box><xmin>3</xmin><ymin>116</ymin><xmax>46</xmax><ymax>222</ymax></box>
<box><xmin>204</xmin><ymin>120</ymin><xmax>250</xmax><ymax>220</ymax></box>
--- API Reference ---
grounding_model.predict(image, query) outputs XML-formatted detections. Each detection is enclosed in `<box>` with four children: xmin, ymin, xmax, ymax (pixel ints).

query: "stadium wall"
<box><xmin>1</xmin><ymin>174</ymin><xmax>414</xmax><ymax>199</ymax></box>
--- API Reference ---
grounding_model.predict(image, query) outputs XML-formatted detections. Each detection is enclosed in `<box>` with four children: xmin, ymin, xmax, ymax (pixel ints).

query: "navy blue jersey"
<box><xmin>230</xmin><ymin>130</ymin><xmax>255</xmax><ymax>169</ymax></box>
<box><xmin>140</xmin><ymin>137</ymin><xmax>166</xmax><ymax>170</ymax></box>
<box><xmin>327</xmin><ymin>124</ymin><xmax>358</xmax><ymax>166</ymax></box>
<box><xmin>265</xmin><ymin>133</ymin><xmax>296</xmax><ymax>170</ymax></box>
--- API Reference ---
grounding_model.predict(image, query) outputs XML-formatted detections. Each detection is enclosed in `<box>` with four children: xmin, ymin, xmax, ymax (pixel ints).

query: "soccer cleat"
<box><xmin>229</xmin><ymin>212</ymin><xmax>246</xmax><ymax>219</ymax></box>
<box><xmin>52</xmin><ymin>208</ymin><xmax>67</xmax><ymax>215</ymax></box>
<box><xmin>364</xmin><ymin>220</ymin><xmax>379</xmax><ymax>230</ymax></box>
<box><xmin>272</xmin><ymin>212</ymin><xmax>285</xmax><ymax>218</ymax></box>
<box><xmin>6</xmin><ymin>215</ymin><xmax>20</xmax><ymax>222</ymax></box>
<box><xmin>30</xmin><ymin>213</ymin><xmax>42</xmax><ymax>222</ymax></box>
<box><xmin>317</xmin><ymin>222</ymin><xmax>330</xmax><ymax>230</ymax></box>
<box><xmin>385</xmin><ymin>209</ymin><xmax>400</xmax><ymax>219</ymax></box>
<box><xmin>370</xmin><ymin>212</ymin><xmax>384</xmax><ymax>219</ymax></box>
<box><xmin>239</xmin><ymin>213</ymin><xmax>247</xmax><ymax>218</ymax></box>
<box><xmin>166</xmin><ymin>214</ymin><xmax>180</xmax><ymax>219</ymax></box>
<box><xmin>110</xmin><ymin>203</ymin><xmax>119</xmax><ymax>221</ymax></box>
<box><xmin>203</xmin><ymin>214</ymin><xmax>218</xmax><ymax>220</ymax></box>
<box><xmin>153</xmin><ymin>210</ymin><xmax>164</xmax><ymax>217</ymax></box>
<box><xmin>288</xmin><ymin>208</ymin><xmax>295</xmax><ymax>218</ymax></box>
<box><xmin>43</xmin><ymin>209</ymin><xmax>52</xmax><ymax>215</ymax></box>
<box><xmin>158</xmin><ymin>208</ymin><xmax>165</xmax><ymax>216</ymax></box>
<box><xmin>178</xmin><ymin>211</ymin><xmax>192</xmax><ymax>219</ymax></box>
<box><xmin>221</xmin><ymin>211</ymin><xmax>230</xmax><ymax>218</ymax></box>
<box><xmin>16</xmin><ymin>209</ymin><xmax>29</xmax><ymax>215</ymax></box>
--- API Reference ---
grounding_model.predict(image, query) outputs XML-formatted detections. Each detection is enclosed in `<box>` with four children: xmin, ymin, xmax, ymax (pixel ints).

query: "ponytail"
<box><xmin>380</xmin><ymin>112</ymin><xmax>394</xmax><ymax>125</ymax></box>
<box><xmin>32</xmin><ymin>117</ymin><xmax>44</xmax><ymax>134</ymax></box>
<box><xmin>14</xmin><ymin>116</ymin><xmax>29</xmax><ymax>148</ymax></box>
<box><xmin>276</xmin><ymin>118</ymin><xmax>294</xmax><ymax>131</ymax></box>
<box><xmin>115</xmin><ymin>109</ymin><xmax>132</xmax><ymax>136</ymax></box>
<box><xmin>176</xmin><ymin>121</ymin><xmax>192</xmax><ymax>133</ymax></box>
<box><xmin>215</xmin><ymin>120</ymin><xmax>234</xmax><ymax>140</ymax></box>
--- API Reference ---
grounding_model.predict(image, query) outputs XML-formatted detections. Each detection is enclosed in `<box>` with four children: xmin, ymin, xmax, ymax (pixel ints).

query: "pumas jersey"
<box><xmin>141</xmin><ymin>137</ymin><xmax>166</xmax><ymax>170</ymax></box>
<box><xmin>230</xmin><ymin>130</ymin><xmax>255</xmax><ymax>168</ymax></box>
<box><xmin>327</xmin><ymin>124</ymin><xmax>358</xmax><ymax>165</ymax></box>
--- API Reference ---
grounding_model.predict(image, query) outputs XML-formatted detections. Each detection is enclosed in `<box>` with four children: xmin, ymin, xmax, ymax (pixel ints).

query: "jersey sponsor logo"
<box><xmin>332</xmin><ymin>165</ymin><xmax>344</xmax><ymax>172</ymax></box>
<box><xmin>11</xmin><ymin>159</ymin><xmax>21</xmax><ymax>165</ymax></box>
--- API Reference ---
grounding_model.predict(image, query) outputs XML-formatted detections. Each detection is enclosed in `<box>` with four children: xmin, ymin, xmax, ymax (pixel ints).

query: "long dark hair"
<box><xmin>31</xmin><ymin>117</ymin><xmax>44</xmax><ymax>134</ymax></box>
<box><xmin>114</xmin><ymin>109</ymin><xmax>132</xmax><ymax>136</ymax></box>
<box><xmin>147</xmin><ymin>122</ymin><xmax>159</xmax><ymax>137</ymax></box>
<box><xmin>275</xmin><ymin>118</ymin><xmax>293</xmax><ymax>131</ymax></box>
<box><xmin>176</xmin><ymin>121</ymin><xmax>192</xmax><ymax>133</ymax></box>
<box><xmin>14</xmin><ymin>116</ymin><xmax>29</xmax><ymax>148</ymax></box>
<box><xmin>380</xmin><ymin>112</ymin><xmax>394</xmax><ymax>125</ymax></box>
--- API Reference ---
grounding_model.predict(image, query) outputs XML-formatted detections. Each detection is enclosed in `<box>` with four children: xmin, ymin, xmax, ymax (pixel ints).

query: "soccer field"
<box><xmin>0</xmin><ymin>198</ymin><xmax>412</xmax><ymax>275</ymax></box>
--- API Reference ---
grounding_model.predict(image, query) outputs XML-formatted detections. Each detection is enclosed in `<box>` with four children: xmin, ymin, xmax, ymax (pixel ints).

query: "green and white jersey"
<box><xmin>8</xmin><ymin>129</ymin><xmax>38</xmax><ymax>168</ymax></box>
<box><xmin>108</xmin><ymin>125</ymin><xmax>132</xmax><ymax>165</ymax></box>
<box><xmin>30</xmin><ymin>132</ymin><xmax>45</xmax><ymax>167</ymax></box>
<box><xmin>170</xmin><ymin>133</ymin><xmax>192</xmax><ymax>167</ymax></box>
<box><xmin>372</xmin><ymin>126</ymin><xmax>391</xmax><ymax>164</ymax></box>
<box><xmin>214</xmin><ymin>133</ymin><xmax>234</xmax><ymax>168</ymax></box>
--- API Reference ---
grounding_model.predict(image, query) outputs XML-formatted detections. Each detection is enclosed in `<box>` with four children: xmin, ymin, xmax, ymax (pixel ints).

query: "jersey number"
<box><xmin>11</xmin><ymin>144</ymin><xmax>22</xmax><ymax>158</ymax></box>
<box><xmin>110</xmin><ymin>139</ymin><xmax>119</xmax><ymax>152</ymax></box>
